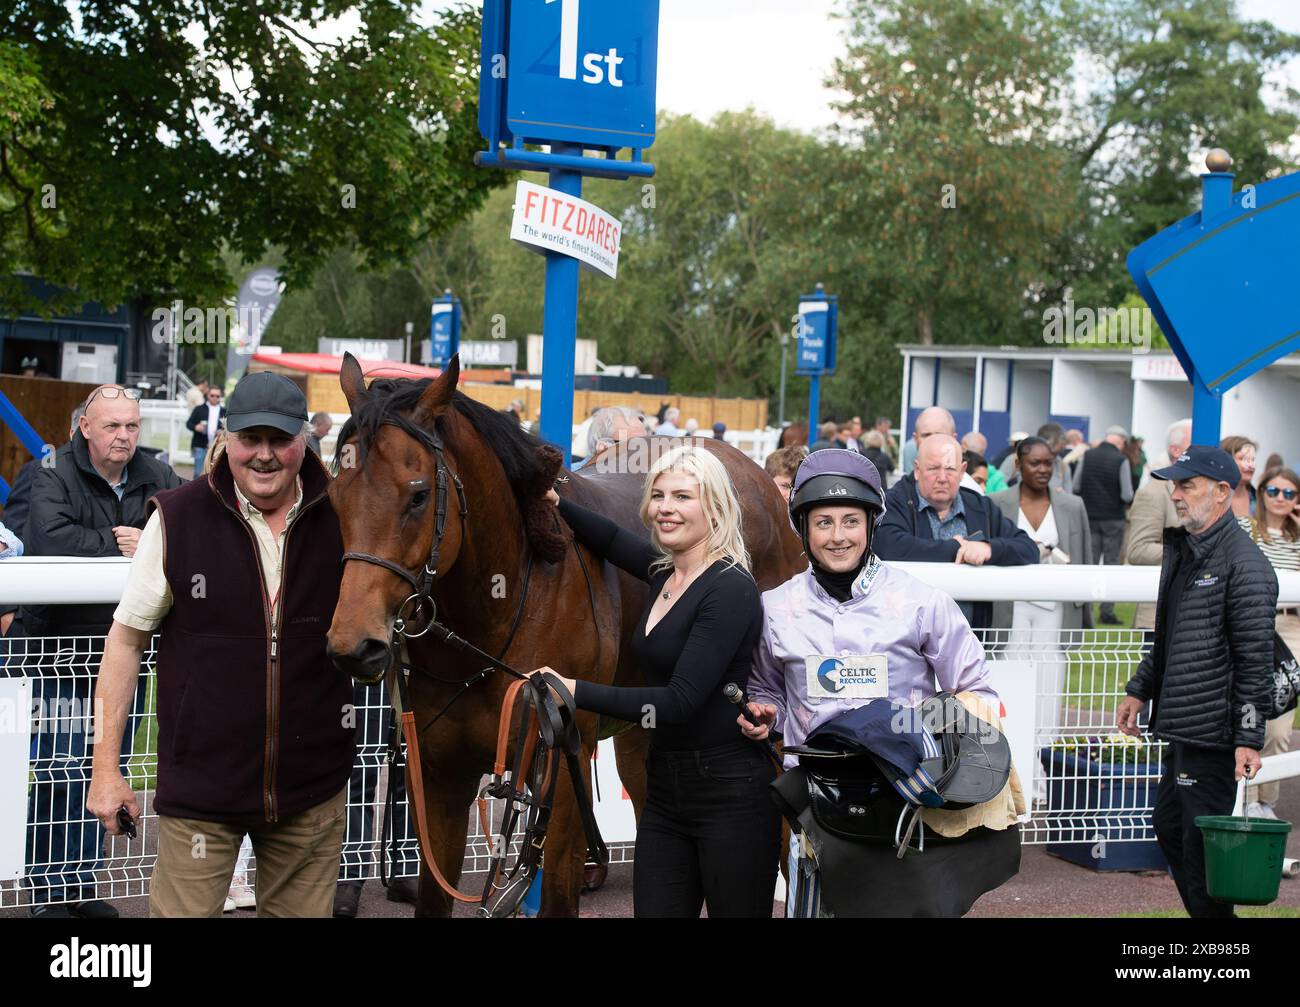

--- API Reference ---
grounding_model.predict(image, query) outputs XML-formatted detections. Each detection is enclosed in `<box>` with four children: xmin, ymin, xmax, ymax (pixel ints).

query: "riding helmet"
<box><xmin>788</xmin><ymin>448</ymin><xmax>886</xmax><ymax>533</ymax></box>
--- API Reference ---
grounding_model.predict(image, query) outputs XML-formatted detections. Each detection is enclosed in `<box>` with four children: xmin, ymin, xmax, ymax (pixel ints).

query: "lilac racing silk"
<box><xmin>748</xmin><ymin>556</ymin><xmax>998</xmax><ymax>767</ymax></box>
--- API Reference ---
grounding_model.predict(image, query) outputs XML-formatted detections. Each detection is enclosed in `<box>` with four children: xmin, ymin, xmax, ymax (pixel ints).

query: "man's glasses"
<box><xmin>1264</xmin><ymin>486</ymin><xmax>1298</xmax><ymax>501</ymax></box>
<box><xmin>86</xmin><ymin>386</ymin><xmax>142</xmax><ymax>408</ymax></box>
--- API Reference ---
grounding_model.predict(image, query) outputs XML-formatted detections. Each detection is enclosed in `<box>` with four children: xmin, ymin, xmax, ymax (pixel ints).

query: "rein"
<box><xmin>342</xmin><ymin>420</ymin><xmax>607</xmax><ymax>917</ymax></box>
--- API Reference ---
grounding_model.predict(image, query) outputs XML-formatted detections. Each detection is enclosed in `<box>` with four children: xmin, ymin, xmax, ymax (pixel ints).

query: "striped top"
<box><xmin>1238</xmin><ymin>516</ymin><xmax>1300</xmax><ymax>572</ymax></box>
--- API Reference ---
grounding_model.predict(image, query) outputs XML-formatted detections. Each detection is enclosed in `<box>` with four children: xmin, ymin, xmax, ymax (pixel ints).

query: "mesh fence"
<box><xmin>2</xmin><ymin>627</ymin><xmax>1156</xmax><ymax>906</ymax></box>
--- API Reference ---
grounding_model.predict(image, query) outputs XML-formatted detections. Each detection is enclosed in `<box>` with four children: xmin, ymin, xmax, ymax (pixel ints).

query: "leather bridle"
<box><xmin>338</xmin><ymin>421</ymin><xmax>608</xmax><ymax>917</ymax></box>
<box><xmin>342</xmin><ymin>426</ymin><xmax>467</xmax><ymax>652</ymax></box>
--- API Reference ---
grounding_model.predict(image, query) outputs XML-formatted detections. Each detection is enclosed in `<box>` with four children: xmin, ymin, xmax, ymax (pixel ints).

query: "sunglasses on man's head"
<box><xmin>86</xmin><ymin>386</ymin><xmax>142</xmax><ymax>407</ymax></box>
<box><xmin>1264</xmin><ymin>486</ymin><xmax>1298</xmax><ymax>501</ymax></box>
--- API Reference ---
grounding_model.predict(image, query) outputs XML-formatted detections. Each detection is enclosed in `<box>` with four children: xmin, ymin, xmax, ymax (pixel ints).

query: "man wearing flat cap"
<box><xmin>1117</xmin><ymin>445</ymin><xmax>1277</xmax><ymax>918</ymax></box>
<box><xmin>88</xmin><ymin>372</ymin><xmax>355</xmax><ymax>917</ymax></box>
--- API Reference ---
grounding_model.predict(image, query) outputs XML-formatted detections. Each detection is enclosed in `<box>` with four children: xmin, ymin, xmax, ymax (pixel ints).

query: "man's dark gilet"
<box><xmin>149</xmin><ymin>455</ymin><xmax>353</xmax><ymax>823</ymax></box>
<box><xmin>1077</xmin><ymin>442</ymin><xmax>1127</xmax><ymax>522</ymax></box>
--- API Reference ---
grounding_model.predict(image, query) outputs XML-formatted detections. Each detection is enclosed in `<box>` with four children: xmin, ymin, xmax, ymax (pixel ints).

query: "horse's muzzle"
<box><xmin>327</xmin><ymin>638</ymin><xmax>391</xmax><ymax>684</ymax></box>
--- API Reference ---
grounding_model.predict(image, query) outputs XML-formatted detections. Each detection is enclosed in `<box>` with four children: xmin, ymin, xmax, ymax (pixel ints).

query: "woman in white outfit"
<box><xmin>990</xmin><ymin>437</ymin><xmax>1092</xmax><ymax>802</ymax></box>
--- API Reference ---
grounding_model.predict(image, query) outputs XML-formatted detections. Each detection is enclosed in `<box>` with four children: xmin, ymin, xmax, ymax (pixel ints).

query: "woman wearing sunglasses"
<box><xmin>1239</xmin><ymin>465</ymin><xmax>1300</xmax><ymax>819</ymax></box>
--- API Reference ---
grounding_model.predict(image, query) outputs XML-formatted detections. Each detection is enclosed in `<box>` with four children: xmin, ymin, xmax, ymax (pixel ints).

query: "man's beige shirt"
<box><xmin>113</xmin><ymin>477</ymin><xmax>304</xmax><ymax>633</ymax></box>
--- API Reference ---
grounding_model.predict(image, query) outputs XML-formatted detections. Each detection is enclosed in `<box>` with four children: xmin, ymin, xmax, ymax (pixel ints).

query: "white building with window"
<box><xmin>898</xmin><ymin>344</ymin><xmax>1300</xmax><ymax>465</ymax></box>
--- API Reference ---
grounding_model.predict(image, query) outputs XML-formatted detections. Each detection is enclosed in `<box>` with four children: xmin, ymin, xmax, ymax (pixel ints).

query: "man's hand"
<box><xmin>113</xmin><ymin>526</ymin><xmax>141</xmax><ymax>558</ymax></box>
<box><xmin>87</xmin><ymin>771</ymin><xmax>140</xmax><ymax>836</ymax></box>
<box><xmin>195</xmin><ymin>421</ymin><xmax>207</xmax><ymax>434</ymax></box>
<box><xmin>1235</xmin><ymin>746</ymin><xmax>1262</xmax><ymax>782</ymax></box>
<box><xmin>544</xmin><ymin>488</ymin><xmax>559</xmax><ymax>506</ymax></box>
<box><xmin>1116</xmin><ymin>695</ymin><xmax>1145</xmax><ymax>737</ymax></box>
<box><xmin>953</xmin><ymin>536</ymin><xmax>992</xmax><ymax>566</ymax></box>
<box><xmin>739</xmin><ymin>702</ymin><xmax>777</xmax><ymax>741</ymax></box>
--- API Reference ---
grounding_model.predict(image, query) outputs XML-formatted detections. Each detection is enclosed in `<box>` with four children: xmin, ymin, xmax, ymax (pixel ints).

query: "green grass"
<box><xmin>1061</xmin><ymin>603</ymin><xmax>1299</xmax><ymax>730</ymax></box>
<box><xmin>122</xmin><ymin>669</ymin><xmax>158</xmax><ymax>793</ymax></box>
<box><xmin>1062</xmin><ymin>603</ymin><xmax>1142</xmax><ymax>718</ymax></box>
<box><xmin>1109</xmin><ymin>906</ymin><xmax>1300</xmax><ymax>918</ymax></box>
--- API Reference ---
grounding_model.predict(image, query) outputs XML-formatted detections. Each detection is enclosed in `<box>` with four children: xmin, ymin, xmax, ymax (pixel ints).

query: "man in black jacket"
<box><xmin>19</xmin><ymin>385</ymin><xmax>182</xmax><ymax>918</ymax></box>
<box><xmin>186</xmin><ymin>384</ymin><xmax>225</xmax><ymax>475</ymax></box>
<box><xmin>874</xmin><ymin>434</ymin><xmax>1039</xmax><ymax>629</ymax></box>
<box><xmin>1072</xmin><ymin>425</ymin><xmax>1135</xmax><ymax>624</ymax></box>
<box><xmin>1119</xmin><ymin>445</ymin><xmax>1275</xmax><ymax>918</ymax></box>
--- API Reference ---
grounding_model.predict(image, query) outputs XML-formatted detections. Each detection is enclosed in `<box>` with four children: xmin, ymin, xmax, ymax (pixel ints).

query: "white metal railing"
<box><xmin>1</xmin><ymin>562</ymin><xmax>1296</xmax><ymax>906</ymax></box>
<box><xmin>0</xmin><ymin>640</ymin><xmax>631</xmax><ymax>909</ymax></box>
<box><xmin>3</xmin><ymin>558</ymin><xmax>1297</xmax><ymax>607</ymax></box>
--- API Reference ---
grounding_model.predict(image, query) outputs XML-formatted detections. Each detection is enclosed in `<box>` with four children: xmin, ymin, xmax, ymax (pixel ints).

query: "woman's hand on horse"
<box><xmin>544</xmin><ymin>488</ymin><xmax>559</xmax><ymax>506</ymax></box>
<box><xmin>739</xmin><ymin>702</ymin><xmax>777</xmax><ymax>741</ymax></box>
<box><xmin>529</xmin><ymin>666</ymin><xmax>576</xmax><ymax>695</ymax></box>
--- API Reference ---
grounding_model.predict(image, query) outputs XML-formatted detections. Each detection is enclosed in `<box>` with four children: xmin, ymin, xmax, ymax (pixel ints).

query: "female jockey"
<box><xmin>741</xmin><ymin>449</ymin><xmax>1022</xmax><ymax>916</ymax></box>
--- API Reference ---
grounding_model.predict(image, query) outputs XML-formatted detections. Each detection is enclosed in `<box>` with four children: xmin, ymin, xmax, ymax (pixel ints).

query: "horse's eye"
<box><xmin>410</xmin><ymin>489</ymin><xmax>431</xmax><ymax>511</ymax></box>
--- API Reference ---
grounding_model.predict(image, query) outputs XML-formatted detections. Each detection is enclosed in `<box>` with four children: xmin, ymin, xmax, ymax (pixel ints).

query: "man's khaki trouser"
<box><xmin>149</xmin><ymin>787</ymin><xmax>346</xmax><ymax>918</ymax></box>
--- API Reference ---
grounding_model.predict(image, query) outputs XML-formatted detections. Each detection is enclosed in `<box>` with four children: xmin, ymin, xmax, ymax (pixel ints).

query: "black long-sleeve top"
<box><xmin>558</xmin><ymin>497</ymin><xmax>762</xmax><ymax>751</ymax></box>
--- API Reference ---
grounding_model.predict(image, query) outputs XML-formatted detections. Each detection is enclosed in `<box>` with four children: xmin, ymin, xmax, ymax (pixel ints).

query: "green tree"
<box><xmin>827</xmin><ymin>0</ymin><xmax>1083</xmax><ymax>349</ymax></box>
<box><xmin>1</xmin><ymin>1</ymin><xmax>499</xmax><ymax>314</ymax></box>
<box><xmin>1058</xmin><ymin>0</ymin><xmax>1300</xmax><ymax>307</ymax></box>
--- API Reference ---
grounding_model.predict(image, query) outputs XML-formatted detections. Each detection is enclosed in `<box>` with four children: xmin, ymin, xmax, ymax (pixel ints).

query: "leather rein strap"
<box><xmin>343</xmin><ymin>422</ymin><xmax>607</xmax><ymax>915</ymax></box>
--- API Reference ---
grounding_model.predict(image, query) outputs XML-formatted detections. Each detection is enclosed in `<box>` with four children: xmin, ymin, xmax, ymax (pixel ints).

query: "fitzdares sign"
<box><xmin>510</xmin><ymin>180</ymin><xmax>621</xmax><ymax>279</ymax></box>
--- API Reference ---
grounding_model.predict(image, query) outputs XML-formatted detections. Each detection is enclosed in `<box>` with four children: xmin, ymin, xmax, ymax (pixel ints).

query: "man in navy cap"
<box><xmin>88</xmin><ymin>371</ymin><xmax>355</xmax><ymax>916</ymax></box>
<box><xmin>1118</xmin><ymin>444</ymin><xmax>1277</xmax><ymax>918</ymax></box>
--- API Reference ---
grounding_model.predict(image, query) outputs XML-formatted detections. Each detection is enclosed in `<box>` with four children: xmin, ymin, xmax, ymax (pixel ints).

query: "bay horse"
<box><xmin>326</xmin><ymin>354</ymin><xmax>805</xmax><ymax>917</ymax></box>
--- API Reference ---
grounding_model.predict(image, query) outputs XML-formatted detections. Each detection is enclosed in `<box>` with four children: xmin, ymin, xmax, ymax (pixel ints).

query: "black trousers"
<box><xmin>1153</xmin><ymin>742</ymin><xmax>1237</xmax><ymax>919</ymax></box>
<box><xmin>632</xmin><ymin>740</ymin><xmax>781</xmax><ymax>918</ymax></box>
<box><xmin>1090</xmin><ymin>519</ymin><xmax>1127</xmax><ymax>618</ymax></box>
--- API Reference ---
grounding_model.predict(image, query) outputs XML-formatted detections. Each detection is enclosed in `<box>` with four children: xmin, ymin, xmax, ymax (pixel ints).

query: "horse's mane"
<box><xmin>337</xmin><ymin>378</ymin><xmax>569</xmax><ymax>562</ymax></box>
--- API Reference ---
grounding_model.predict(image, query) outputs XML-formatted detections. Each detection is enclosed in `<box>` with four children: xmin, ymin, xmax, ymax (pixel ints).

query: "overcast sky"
<box><xmin>655</xmin><ymin>0</ymin><xmax>1300</xmax><ymax>134</ymax></box>
<box><xmin>448</xmin><ymin>0</ymin><xmax>1300</xmax><ymax>136</ymax></box>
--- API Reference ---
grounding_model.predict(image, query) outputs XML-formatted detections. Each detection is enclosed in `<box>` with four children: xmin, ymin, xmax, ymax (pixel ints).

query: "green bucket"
<box><xmin>1195</xmin><ymin>815</ymin><xmax>1292</xmax><ymax>906</ymax></box>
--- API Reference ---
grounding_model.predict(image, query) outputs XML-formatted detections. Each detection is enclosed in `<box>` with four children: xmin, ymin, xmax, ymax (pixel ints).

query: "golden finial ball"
<box><xmin>1205</xmin><ymin>148</ymin><xmax>1233</xmax><ymax>172</ymax></box>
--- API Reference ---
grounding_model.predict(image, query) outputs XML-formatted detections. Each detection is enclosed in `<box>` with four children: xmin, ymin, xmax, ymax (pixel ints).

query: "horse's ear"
<box><xmin>412</xmin><ymin>354</ymin><xmax>460</xmax><ymax>428</ymax></box>
<box><xmin>524</xmin><ymin>443</ymin><xmax>570</xmax><ymax>563</ymax></box>
<box><xmin>340</xmin><ymin>352</ymin><xmax>366</xmax><ymax>412</ymax></box>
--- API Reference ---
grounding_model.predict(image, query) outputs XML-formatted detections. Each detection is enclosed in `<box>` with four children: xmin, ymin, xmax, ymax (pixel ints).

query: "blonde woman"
<box><xmin>536</xmin><ymin>445</ymin><xmax>779</xmax><ymax>917</ymax></box>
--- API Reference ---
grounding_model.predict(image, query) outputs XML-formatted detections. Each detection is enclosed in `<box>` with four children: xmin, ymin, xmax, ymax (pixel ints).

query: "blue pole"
<box><xmin>807</xmin><ymin>373</ymin><xmax>821</xmax><ymax>447</ymax></box>
<box><xmin>1190</xmin><ymin>373</ymin><xmax>1222</xmax><ymax>447</ymax></box>
<box><xmin>539</xmin><ymin>144</ymin><xmax>583</xmax><ymax>467</ymax></box>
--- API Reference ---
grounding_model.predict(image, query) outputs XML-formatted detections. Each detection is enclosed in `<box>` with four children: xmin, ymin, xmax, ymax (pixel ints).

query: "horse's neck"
<box><xmin>437</xmin><ymin>477</ymin><xmax>531</xmax><ymax>650</ymax></box>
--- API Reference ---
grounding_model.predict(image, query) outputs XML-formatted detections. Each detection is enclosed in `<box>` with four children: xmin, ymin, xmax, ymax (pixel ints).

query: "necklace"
<box><xmin>661</xmin><ymin>558</ymin><xmax>711</xmax><ymax>600</ymax></box>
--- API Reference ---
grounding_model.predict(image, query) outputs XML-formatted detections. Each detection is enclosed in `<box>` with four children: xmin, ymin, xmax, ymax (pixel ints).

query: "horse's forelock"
<box><xmin>339</xmin><ymin>379</ymin><xmax>567</xmax><ymax>561</ymax></box>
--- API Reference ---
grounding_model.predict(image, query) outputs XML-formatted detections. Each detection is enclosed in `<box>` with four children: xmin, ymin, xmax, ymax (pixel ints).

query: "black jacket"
<box><xmin>874</xmin><ymin>473</ymin><xmax>1040</xmax><ymax>628</ymax></box>
<box><xmin>2</xmin><ymin>457</ymin><xmax>37</xmax><ymax>543</ymax></box>
<box><xmin>18</xmin><ymin>433</ymin><xmax>184</xmax><ymax>637</ymax></box>
<box><xmin>1125</xmin><ymin>510</ymin><xmax>1277</xmax><ymax>750</ymax></box>
<box><xmin>186</xmin><ymin>402</ymin><xmax>226</xmax><ymax>450</ymax></box>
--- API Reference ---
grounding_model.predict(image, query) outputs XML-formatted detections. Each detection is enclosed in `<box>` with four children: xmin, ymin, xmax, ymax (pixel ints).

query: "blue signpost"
<box><xmin>478</xmin><ymin>0</ymin><xmax>660</xmax><ymax>462</ymax></box>
<box><xmin>1128</xmin><ymin>148</ymin><xmax>1300</xmax><ymax>445</ymax></box>
<box><xmin>429</xmin><ymin>290</ymin><xmax>462</xmax><ymax>368</ymax></box>
<box><xmin>795</xmin><ymin>284</ymin><xmax>838</xmax><ymax>447</ymax></box>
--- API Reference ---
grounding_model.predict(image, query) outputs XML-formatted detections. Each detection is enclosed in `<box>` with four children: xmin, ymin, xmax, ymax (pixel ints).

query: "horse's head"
<box><xmin>325</xmin><ymin>353</ymin><xmax>470</xmax><ymax>682</ymax></box>
<box><xmin>325</xmin><ymin>353</ymin><xmax>569</xmax><ymax>683</ymax></box>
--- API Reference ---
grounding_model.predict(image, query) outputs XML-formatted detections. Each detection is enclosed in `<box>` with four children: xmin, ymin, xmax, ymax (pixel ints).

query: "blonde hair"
<box><xmin>639</xmin><ymin>445</ymin><xmax>750</xmax><ymax>576</ymax></box>
<box><xmin>203</xmin><ymin>430</ymin><xmax>227</xmax><ymax>475</ymax></box>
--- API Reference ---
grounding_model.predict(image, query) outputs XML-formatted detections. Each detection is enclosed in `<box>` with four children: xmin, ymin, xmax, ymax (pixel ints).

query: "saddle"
<box><xmin>772</xmin><ymin>692</ymin><xmax>1011</xmax><ymax>853</ymax></box>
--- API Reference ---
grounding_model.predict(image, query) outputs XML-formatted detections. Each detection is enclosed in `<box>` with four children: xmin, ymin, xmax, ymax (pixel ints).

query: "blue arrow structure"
<box><xmin>1128</xmin><ymin>150</ymin><xmax>1300</xmax><ymax>444</ymax></box>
